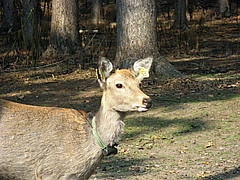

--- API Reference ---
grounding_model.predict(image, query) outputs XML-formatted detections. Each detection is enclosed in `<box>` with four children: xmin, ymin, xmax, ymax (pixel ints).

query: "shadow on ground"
<box><xmin>200</xmin><ymin>166</ymin><xmax>240</xmax><ymax>180</ymax></box>
<box><xmin>123</xmin><ymin>116</ymin><xmax>208</xmax><ymax>140</ymax></box>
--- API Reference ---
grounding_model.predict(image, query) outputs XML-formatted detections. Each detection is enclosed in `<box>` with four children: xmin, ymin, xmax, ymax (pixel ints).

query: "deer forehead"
<box><xmin>109</xmin><ymin>69</ymin><xmax>138</xmax><ymax>83</ymax></box>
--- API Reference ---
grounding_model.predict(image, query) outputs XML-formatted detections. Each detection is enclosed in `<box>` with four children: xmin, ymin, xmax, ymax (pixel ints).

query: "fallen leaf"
<box><xmin>205</xmin><ymin>142</ymin><xmax>215</xmax><ymax>148</ymax></box>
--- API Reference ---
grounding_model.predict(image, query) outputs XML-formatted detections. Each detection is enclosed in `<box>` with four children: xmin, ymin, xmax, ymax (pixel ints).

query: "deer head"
<box><xmin>96</xmin><ymin>57</ymin><xmax>153</xmax><ymax>112</ymax></box>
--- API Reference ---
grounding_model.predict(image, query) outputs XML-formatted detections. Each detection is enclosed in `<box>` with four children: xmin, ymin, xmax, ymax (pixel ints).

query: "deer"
<box><xmin>0</xmin><ymin>57</ymin><xmax>153</xmax><ymax>180</ymax></box>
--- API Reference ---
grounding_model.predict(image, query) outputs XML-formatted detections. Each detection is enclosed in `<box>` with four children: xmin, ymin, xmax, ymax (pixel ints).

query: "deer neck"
<box><xmin>94</xmin><ymin>100</ymin><xmax>126</xmax><ymax>146</ymax></box>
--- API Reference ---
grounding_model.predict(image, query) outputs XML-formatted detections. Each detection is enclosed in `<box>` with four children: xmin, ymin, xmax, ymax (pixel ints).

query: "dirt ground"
<box><xmin>0</xmin><ymin>19</ymin><xmax>240</xmax><ymax>179</ymax></box>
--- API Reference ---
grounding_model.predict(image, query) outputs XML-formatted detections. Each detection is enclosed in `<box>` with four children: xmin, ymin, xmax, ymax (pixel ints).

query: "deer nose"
<box><xmin>143</xmin><ymin>98</ymin><xmax>152</xmax><ymax>109</ymax></box>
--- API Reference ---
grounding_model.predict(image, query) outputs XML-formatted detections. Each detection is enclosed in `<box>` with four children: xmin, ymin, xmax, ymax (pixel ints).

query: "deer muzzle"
<box><xmin>133</xmin><ymin>97</ymin><xmax>152</xmax><ymax>112</ymax></box>
<box><xmin>143</xmin><ymin>98</ymin><xmax>152</xmax><ymax>109</ymax></box>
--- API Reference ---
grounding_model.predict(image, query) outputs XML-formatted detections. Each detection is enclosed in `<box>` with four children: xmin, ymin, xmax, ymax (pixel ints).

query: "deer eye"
<box><xmin>116</xmin><ymin>83</ymin><xmax>123</xmax><ymax>88</ymax></box>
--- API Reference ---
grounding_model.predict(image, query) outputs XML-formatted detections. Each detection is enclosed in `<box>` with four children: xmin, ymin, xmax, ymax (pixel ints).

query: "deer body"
<box><xmin>0</xmin><ymin>57</ymin><xmax>153</xmax><ymax>180</ymax></box>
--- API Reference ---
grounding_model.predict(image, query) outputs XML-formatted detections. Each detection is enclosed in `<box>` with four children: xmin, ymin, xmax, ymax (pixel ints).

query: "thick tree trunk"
<box><xmin>44</xmin><ymin>0</ymin><xmax>80</xmax><ymax>56</ymax></box>
<box><xmin>115</xmin><ymin>0</ymin><xmax>182</xmax><ymax>79</ymax></box>
<box><xmin>115</xmin><ymin>0</ymin><xmax>158</xmax><ymax>64</ymax></box>
<box><xmin>173</xmin><ymin>0</ymin><xmax>188</xmax><ymax>30</ymax></box>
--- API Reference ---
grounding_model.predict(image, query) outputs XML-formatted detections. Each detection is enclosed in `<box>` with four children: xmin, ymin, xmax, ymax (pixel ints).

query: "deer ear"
<box><xmin>96</xmin><ymin>57</ymin><xmax>113</xmax><ymax>87</ymax></box>
<box><xmin>133</xmin><ymin>57</ymin><xmax>153</xmax><ymax>81</ymax></box>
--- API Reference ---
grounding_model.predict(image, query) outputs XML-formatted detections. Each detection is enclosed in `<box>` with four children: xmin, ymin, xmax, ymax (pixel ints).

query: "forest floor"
<box><xmin>0</xmin><ymin>19</ymin><xmax>240</xmax><ymax>180</ymax></box>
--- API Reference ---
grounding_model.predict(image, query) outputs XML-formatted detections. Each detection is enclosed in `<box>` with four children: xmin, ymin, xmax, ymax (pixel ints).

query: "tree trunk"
<box><xmin>115</xmin><ymin>0</ymin><xmax>158</xmax><ymax>64</ymax></box>
<box><xmin>22</xmin><ymin>0</ymin><xmax>41</xmax><ymax>59</ymax></box>
<box><xmin>44</xmin><ymin>0</ymin><xmax>80</xmax><ymax>56</ymax></box>
<box><xmin>91</xmin><ymin>0</ymin><xmax>104</xmax><ymax>25</ymax></box>
<box><xmin>2</xmin><ymin>0</ymin><xmax>20</xmax><ymax>32</ymax></box>
<box><xmin>218</xmin><ymin>0</ymin><xmax>230</xmax><ymax>18</ymax></box>
<box><xmin>115</xmin><ymin>0</ymin><xmax>182</xmax><ymax>79</ymax></box>
<box><xmin>173</xmin><ymin>0</ymin><xmax>188</xmax><ymax>30</ymax></box>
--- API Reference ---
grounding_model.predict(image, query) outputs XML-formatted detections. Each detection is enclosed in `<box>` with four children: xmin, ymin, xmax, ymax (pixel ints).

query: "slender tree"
<box><xmin>22</xmin><ymin>0</ymin><xmax>41</xmax><ymax>59</ymax></box>
<box><xmin>115</xmin><ymin>0</ymin><xmax>182</xmax><ymax>78</ymax></box>
<box><xmin>91</xmin><ymin>0</ymin><xmax>104</xmax><ymax>25</ymax></box>
<box><xmin>218</xmin><ymin>0</ymin><xmax>230</xmax><ymax>18</ymax></box>
<box><xmin>173</xmin><ymin>0</ymin><xmax>188</xmax><ymax>30</ymax></box>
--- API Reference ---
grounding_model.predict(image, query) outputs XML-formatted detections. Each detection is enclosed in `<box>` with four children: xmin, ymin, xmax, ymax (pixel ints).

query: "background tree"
<box><xmin>218</xmin><ymin>0</ymin><xmax>230</xmax><ymax>18</ymax></box>
<box><xmin>44</xmin><ymin>0</ymin><xmax>80</xmax><ymax>56</ymax></box>
<box><xmin>173</xmin><ymin>0</ymin><xmax>188</xmax><ymax>30</ymax></box>
<box><xmin>91</xmin><ymin>0</ymin><xmax>104</xmax><ymax>25</ymax></box>
<box><xmin>115</xmin><ymin>0</ymin><xmax>158</xmax><ymax>63</ymax></box>
<box><xmin>22</xmin><ymin>0</ymin><xmax>41</xmax><ymax>60</ymax></box>
<box><xmin>115</xmin><ymin>0</ymin><xmax>182</xmax><ymax>78</ymax></box>
<box><xmin>2</xmin><ymin>0</ymin><xmax>21</xmax><ymax>32</ymax></box>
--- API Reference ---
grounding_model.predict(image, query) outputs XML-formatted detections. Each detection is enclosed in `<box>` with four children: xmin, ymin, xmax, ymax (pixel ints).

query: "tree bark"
<box><xmin>2</xmin><ymin>0</ymin><xmax>21</xmax><ymax>32</ymax></box>
<box><xmin>218</xmin><ymin>0</ymin><xmax>230</xmax><ymax>18</ymax></box>
<box><xmin>115</xmin><ymin>0</ymin><xmax>182</xmax><ymax>79</ymax></box>
<box><xmin>22</xmin><ymin>0</ymin><xmax>41</xmax><ymax>59</ymax></box>
<box><xmin>44</xmin><ymin>0</ymin><xmax>80</xmax><ymax>56</ymax></box>
<box><xmin>173</xmin><ymin>0</ymin><xmax>188</xmax><ymax>30</ymax></box>
<box><xmin>91</xmin><ymin>0</ymin><xmax>104</xmax><ymax>25</ymax></box>
<box><xmin>115</xmin><ymin>0</ymin><xmax>158</xmax><ymax>64</ymax></box>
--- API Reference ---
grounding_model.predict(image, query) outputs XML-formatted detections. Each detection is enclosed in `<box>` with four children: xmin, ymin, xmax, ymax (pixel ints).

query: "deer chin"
<box><xmin>132</xmin><ymin>105</ymin><xmax>149</xmax><ymax>112</ymax></box>
<box><xmin>137</xmin><ymin>107</ymin><xmax>149</xmax><ymax>112</ymax></box>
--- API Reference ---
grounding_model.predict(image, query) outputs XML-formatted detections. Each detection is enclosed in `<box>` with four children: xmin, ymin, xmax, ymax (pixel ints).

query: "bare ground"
<box><xmin>0</xmin><ymin>20</ymin><xmax>240</xmax><ymax>180</ymax></box>
<box><xmin>0</xmin><ymin>57</ymin><xmax>239</xmax><ymax>180</ymax></box>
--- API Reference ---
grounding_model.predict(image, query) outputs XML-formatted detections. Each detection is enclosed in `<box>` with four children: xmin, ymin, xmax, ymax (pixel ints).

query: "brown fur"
<box><xmin>0</xmin><ymin>68</ymin><xmax>151</xmax><ymax>180</ymax></box>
